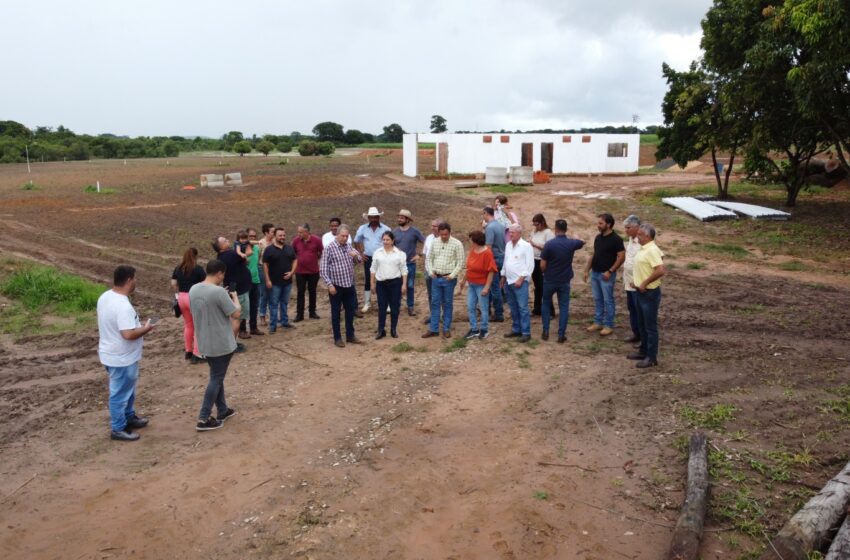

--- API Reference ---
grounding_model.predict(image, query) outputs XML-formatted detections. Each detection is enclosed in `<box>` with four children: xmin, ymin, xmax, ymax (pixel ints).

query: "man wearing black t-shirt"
<box><xmin>262</xmin><ymin>227</ymin><xmax>298</xmax><ymax>333</ymax></box>
<box><xmin>582</xmin><ymin>213</ymin><xmax>625</xmax><ymax>336</ymax></box>
<box><xmin>213</xmin><ymin>235</ymin><xmax>252</xmax><ymax>349</ymax></box>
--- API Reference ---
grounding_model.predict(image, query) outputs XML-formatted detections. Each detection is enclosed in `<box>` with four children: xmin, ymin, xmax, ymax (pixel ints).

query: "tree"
<box><xmin>256</xmin><ymin>140</ymin><xmax>275</xmax><ymax>155</ymax></box>
<box><xmin>221</xmin><ymin>131</ymin><xmax>244</xmax><ymax>149</ymax></box>
<box><xmin>312</xmin><ymin>122</ymin><xmax>345</xmax><ymax>144</ymax></box>
<box><xmin>778</xmin><ymin>0</ymin><xmax>850</xmax><ymax>174</ymax></box>
<box><xmin>161</xmin><ymin>140</ymin><xmax>180</xmax><ymax>157</ymax></box>
<box><xmin>277</xmin><ymin>140</ymin><xmax>293</xmax><ymax>153</ymax></box>
<box><xmin>298</xmin><ymin>140</ymin><xmax>319</xmax><ymax>156</ymax></box>
<box><xmin>381</xmin><ymin>123</ymin><xmax>405</xmax><ymax>143</ymax></box>
<box><xmin>430</xmin><ymin>115</ymin><xmax>447</xmax><ymax>133</ymax></box>
<box><xmin>701</xmin><ymin>0</ymin><xmax>826</xmax><ymax>206</ymax></box>
<box><xmin>657</xmin><ymin>62</ymin><xmax>747</xmax><ymax>199</ymax></box>
<box><xmin>233</xmin><ymin>141</ymin><xmax>252</xmax><ymax>156</ymax></box>
<box><xmin>317</xmin><ymin>141</ymin><xmax>335</xmax><ymax>155</ymax></box>
<box><xmin>290</xmin><ymin>131</ymin><xmax>302</xmax><ymax>144</ymax></box>
<box><xmin>344</xmin><ymin>129</ymin><xmax>366</xmax><ymax>145</ymax></box>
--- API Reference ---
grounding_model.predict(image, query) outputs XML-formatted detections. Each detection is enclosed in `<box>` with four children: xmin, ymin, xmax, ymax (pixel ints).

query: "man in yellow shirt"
<box><xmin>627</xmin><ymin>224</ymin><xmax>665</xmax><ymax>368</ymax></box>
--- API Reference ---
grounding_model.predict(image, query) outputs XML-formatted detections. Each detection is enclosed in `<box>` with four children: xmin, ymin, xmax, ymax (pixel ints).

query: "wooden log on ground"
<box><xmin>759</xmin><ymin>460</ymin><xmax>850</xmax><ymax>560</ymax></box>
<box><xmin>825</xmin><ymin>512</ymin><xmax>850</xmax><ymax>560</ymax></box>
<box><xmin>666</xmin><ymin>432</ymin><xmax>709</xmax><ymax>560</ymax></box>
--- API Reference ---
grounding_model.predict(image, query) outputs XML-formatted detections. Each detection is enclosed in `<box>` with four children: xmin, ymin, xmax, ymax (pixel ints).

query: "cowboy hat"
<box><xmin>362</xmin><ymin>206</ymin><xmax>384</xmax><ymax>219</ymax></box>
<box><xmin>398</xmin><ymin>209</ymin><xmax>413</xmax><ymax>220</ymax></box>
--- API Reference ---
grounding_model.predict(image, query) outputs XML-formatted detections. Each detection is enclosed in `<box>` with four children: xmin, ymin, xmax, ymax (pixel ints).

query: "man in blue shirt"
<box><xmin>540</xmin><ymin>219</ymin><xmax>585</xmax><ymax>343</ymax></box>
<box><xmin>483</xmin><ymin>207</ymin><xmax>506</xmax><ymax>322</ymax></box>
<box><xmin>354</xmin><ymin>207</ymin><xmax>391</xmax><ymax>313</ymax></box>
<box><xmin>392</xmin><ymin>209</ymin><xmax>426</xmax><ymax>316</ymax></box>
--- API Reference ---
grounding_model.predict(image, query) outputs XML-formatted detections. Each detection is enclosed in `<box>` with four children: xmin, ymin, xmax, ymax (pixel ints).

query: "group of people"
<box><xmin>96</xmin><ymin>197</ymin><xmax>665</xmax><ymax>440</ymax></box>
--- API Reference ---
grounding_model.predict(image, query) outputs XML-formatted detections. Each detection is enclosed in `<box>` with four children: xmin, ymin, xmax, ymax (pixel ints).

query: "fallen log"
<box><xmin>666</xmin><ymin>432</ymin><xmax>709</xmax><ymax>560</ymax></box>
<box><xmin>825</xmin><ymin>512</ymin><xmax>850</xmax><ymax>560</ymax></box>
<box><xmin>759</xmin><ymin>460</ymin><xmax>850</xmax><ymax>560</ymax></box>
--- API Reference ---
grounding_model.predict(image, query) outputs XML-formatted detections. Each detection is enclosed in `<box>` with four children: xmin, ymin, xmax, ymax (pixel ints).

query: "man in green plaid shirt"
<box><xmin>423</xmin><ymin>222</ymin><xmax>465</xmax><ymax>339</ymax></box>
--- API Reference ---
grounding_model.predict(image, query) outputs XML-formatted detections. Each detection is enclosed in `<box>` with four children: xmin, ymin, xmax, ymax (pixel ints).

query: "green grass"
<box><xmin>354</xmin><ymin>142</ymin><xmax>436</xmax><ymax>149</ymax></box>
<box><xmin>640</xmin><ymin>134</ymin><xmax>659</xmax><ymax>145</ymax></box>
<box><xmin>686</xmin><ymin>262</ymin><xmax>706</xmax><ymax>270</ymax></box>
<box><xmin>778</xmin><ymin>260</ymin><xmax>805</xmax><ymax>271</ymax></box>
<box><xmin>820</xmin><ymin>385</ymin><xmax>850</xmax><ymax>421</ymax></box>
<box><xmin>0</xmin><ymin>261</ymin><xmax>107</xmax><ymax>336</ymax></box>
<box><xmin>21</xmin><ymin>181</ymin><xmax>39</xmax><ymax>191</ymax></box>
<box><xmin>679</xmin><ymin>403</ymin><xmax>736</xmax><ymax>431</ymax></box>
<box><xmin>442</xmin><ymin>337</ymin><xmax>468</xmax><ymax>353</ymax></box>
<box><xmin>532</xmin><ymin>490</ymin><xmax>549</xmax><ymax>500</ymax></box>
<box><xmin>696</xmin><ymin>242</ymin><xmax>750</xmax><ymax>258</ymax></box>
<box><xmin>391</xmin><ymin>342</ymin><xmax>428</xmax><ymax>353</ymax></box>
<box><xmin>83</xmin><ymin>184</ymin><xmax>116</xmax><ymax>194</ymax></box>
<box><xmin>487</xmin><ymin>184</ymin><xmax>527</xmax><ymax>194</ymax></box>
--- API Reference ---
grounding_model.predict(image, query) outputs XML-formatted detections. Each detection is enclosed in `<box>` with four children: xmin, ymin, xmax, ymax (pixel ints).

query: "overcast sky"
<box><xmin>2</xmin><ymin>0</ymin><xmax>710</xmax><ymax>138</ymax></box>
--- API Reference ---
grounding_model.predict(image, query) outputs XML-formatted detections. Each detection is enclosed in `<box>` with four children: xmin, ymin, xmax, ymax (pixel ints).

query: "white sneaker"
<box><xmin>361</xmin><ymin>303</ymin><xmax>371</xmax><ymax>313</ymax></box>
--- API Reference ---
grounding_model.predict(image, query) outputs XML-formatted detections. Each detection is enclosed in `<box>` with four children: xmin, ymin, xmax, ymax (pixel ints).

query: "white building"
<box><xmin>402</xmin><ymin>132</ymin><xmax>640</xmax><ymax>177</ymax></box>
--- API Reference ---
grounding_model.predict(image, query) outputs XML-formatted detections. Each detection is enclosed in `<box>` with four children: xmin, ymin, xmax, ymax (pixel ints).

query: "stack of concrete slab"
<box><xmin>662</xmin><ymin>197</ymin><xmax>738</xmax><ymax>221</ymax></box>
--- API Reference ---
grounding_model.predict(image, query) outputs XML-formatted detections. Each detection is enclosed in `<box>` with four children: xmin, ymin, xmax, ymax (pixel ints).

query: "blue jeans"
<box><xmin>258</xmin><ymin>266</ymin><xmax>268</xmax><ymax>318</ymax></box>
<box><xmin>635</xmin><ymin>287</ymin><xmax>662</xmax><ymax>361</ymax></box>
<box><xmin>490</xmin><ymin>255</ymin><xmax>505</xmax><ymax>319</ymax></box>
<box><xmin>329</xmin><ymin>284</ymin><xmax>357</xmax><ymax>341</ymax></box>
<box><xmin>105</xmin><ymin>362</ymin><xmax>139</xmax><ymax>432</ymax></box>
<box><xmin>466</xmin><ymin>283</ymin><xmax>490</xmax><ymax>332</ymax></box>
<box><xmin>199</xmin><ymin>352</ymin><xmax>233</xmax><ymax>421</ymax></box>
<box><xmin>626</xmin><ymin>290</ymin><xmax>640</xmax><ymax>338</ymax></box>
<box><xmin>406</xmin><ymin>262</ymin><xmax>417</xmax><ymax>309</ymax></box>
<box><xmin>429</xmin><ymin>276</ymin><xmax>456</xmax><ymax>332</ymax></box>
<box><xmin>505</xmin><ymin>280</ymin><xmax>531</xmax><ymax>336</ymax></box>
<box><xmin>376</xmin><ymin>277</ymin><xmax>402</xmax><ymax>334</ymax></box>
<box><xmin>269</xmin><ymin>283</ymin><xmax>293</xmax><ymax>329</ymax></box>
<box><xmin>542</xmin><ymin>280</ymin><xmax>571</xmax><ymax>337</ymax></box>
<box><xmin>590</xmin><ymin>270</ymin><xmax>617</xmax><ymax>328</ymax></box>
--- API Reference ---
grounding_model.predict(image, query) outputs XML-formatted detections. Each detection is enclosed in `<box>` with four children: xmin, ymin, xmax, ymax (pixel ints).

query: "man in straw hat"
<box><xmin>353</xmin><ymin>207</ymin><xmax>391</xmax><ymax>313</ymax></box>
<box><xmin>393</xmin><ymin>209</ymin><xmax>425</xmax><ymax>316</ymax></box>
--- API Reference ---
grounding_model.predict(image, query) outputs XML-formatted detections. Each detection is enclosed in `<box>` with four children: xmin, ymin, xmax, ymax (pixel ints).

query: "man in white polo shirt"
<box><xmin>97</xmin><ymin>265</ymin><xmax>155</xmax><ymax>441</ymax></box>
<box><xmin>501</xmin><ymin>223</ymin><xmax>535</xmax><ymax>342</ymax></box>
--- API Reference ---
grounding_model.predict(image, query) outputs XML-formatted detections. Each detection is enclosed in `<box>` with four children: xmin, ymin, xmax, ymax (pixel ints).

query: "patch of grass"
<box><xmin>21</xmin><ymin>181</ymin><xmax>39</xmax><ymax>191</ymax></box>
<box><xmin>713</xmin><ymin>487</ymin><xmax>767</xmax><ymax>536</ymax></box>
<box><xmin>678</xmin><ymin>403</ymin><xmax>736</xmax><ymax>431</ymax></box>
<box><xmin>778</xmin><ymin>260</ymin><xmax>805</xmax><ymax>271</ymax></box>
<box><xmin>487</xmin><ymin>184</ymin><xmax>527</xmax><ymax>194</ymax></box>
<box><xmin>391</xmin><ymin>342</ymin><xmax>415</xmax><ymax>353</ymax></box>
<box><xmin>640</xmin><ymin>134</ymin><xmax>659</xmax><ymax>145</ymax></box>
<box><xmin>442</xmin><ymin>337</ymin><xmax>468</xmax><ymax>353</ymax></box>
<box><xmin>517</xmin><ymin>350</ymin><xmax>531</xmax><ymax>369</ymax></box>
<box><xmin>699</xmin><ymin>242</ymin><xmax>750</xmax><ymax>258</ymax></box>
<box><xmin>526</xmin><ymin>338</ymin><xmax>540</xmax><ymax>349</ymax></box>
<box><xmin>0</xmin><ymin>261</ymin><xmax>106</xmax><ymax>336</ymax></box>
<box><xmin>819</xmin><ymin>384</ymin><xmax>850</xmax><ymax>421</ymax></box>
<box><xmin>733</xmin><ymin>304</ymin><xmax>765</xmax><ymax>316</ymax></box>
<box><xmin>533</xmin><ymin>490</ymin><xmax>549</xmax><ymax>500</ymax></box>
<box><xmin>83</xmin><ymin>184</ymin><xmax>116</xmax><ymax>194</ymax></box>
<box><xmin>686</xmin><ymin>262</ymin><xmax>705</xmax><ymax>270</ymax></box>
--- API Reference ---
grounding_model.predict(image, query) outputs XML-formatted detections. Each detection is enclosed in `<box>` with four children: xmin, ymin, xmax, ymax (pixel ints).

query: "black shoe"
<box><xmin>309</xmin><ymin>313</ymin><xmax>321</xmax><ymax>319</ymax></box>
<box><xmin>196</xmin><ymin>417</ymin><xmax>223</xmax><ymax>431</ymax></box>
<box><xmin>281</xmin><ymin>324</ymin><xmax>295</xmax><ymax>329</ymax></box>
<box><xmin>293</xmin><ymin>316</ymin><xmax>304</xmax><ymax>323</ymax></box>
<box><xmin>624</xmin><ymin>334</ymin><xmax>640</xmax><ymax>343</ymax></box>
<box><xmin>126</xmin><ymin>415</ymin><xmax>149</xmax><ymax>429</ymax></box>
<box><xmin>423</xmin><ymin>317</ymin><xmax>431</xmax><ymax>324</ymax></box>
<box><xmin>110</xmin><ymin>429</ymin><xmax>140</xmax><ymax>441</ymax></box>
<box><xmin>519</xmin><ymin>335</ymin><xmax>531</xmax><ymax>343</ymax></box>
<box><xmin>376</xmin><ymin>331</ymin><xmax>386</xmax><ymax>340</ymax></box>
<box><xmin>464</xmin><ymin>329</ymin><xmax>480</xmax><ymax>339</ymax></box>
<box><xmin>391</xmin><ymin>330</ymin><xmax>398</xmax><ymax>338</ymax></box>
<box><xmin>532</xmin><ymin>310</ymin><xmax>541</xmax><ymax>317</ymax></box>
<box><xmin>478</xmin><ymin>330</ymin><xmax>489</xmax><ymax>340</ymax></box>
<box><xmin>504</xmin><ymin>332</ymin><xmax>521</xmax><ymax>338</ymax></box>
<box><xmin>235</xmin><ymin>343</ymin><xmax>247</xmax><ymax>353</ymax></box>
<box><xmin>627</xmin><ymin>351</ymin><xmax>646</xmax><ymax>360</ymax></box>
<box><xmin>636</xmin><ymin>358</ymin><xmax>658</xmax><ymax>369</ymax></box>
<box><xmin>557</xmin><ymin>335</ymin><xmax>567</xmax><ymax>343</ymax></box>
<box><xmin>217</xmin><ymin>408</ymin><xmax>237</xmax><ymax>423</ymax></box>
<box><xmin>541</xmin><ymin>331</ymin><xmax>549</xmax><ymax>341</ymax></box>
<box><xmin>190</xmin><ymin>355</ymin><xmax>206</xmax><ymax>364</ymax></box>
<box><xmin>334</xmin><ymin>339</ymin><xmax>346</xmax><ymax>348</ymax></box>
<box><xmin>407</xmin><ymin>309</ymin><xmax>417</xmax><ymax>317</ymax></box>
<box><xmin>184</xmin><ymin>351</ymin><xmax>192</xmax><ymax>360</ymax></box>
<box><xmin>491</xmin><ymin>317</ymin><xmax>505</xmax><ymax>323</ymax></box>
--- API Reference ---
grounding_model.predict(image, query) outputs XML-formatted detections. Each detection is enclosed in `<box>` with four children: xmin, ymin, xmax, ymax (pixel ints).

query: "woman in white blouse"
<box><xmin>529</xmin><ymin>213</ymin><xmax>555</xmax><ymax>316</ymax></box>
<box><xmin>371</xmin><ymin>231</ymin><xmax>408</xmax><ymax>339</ymax></box>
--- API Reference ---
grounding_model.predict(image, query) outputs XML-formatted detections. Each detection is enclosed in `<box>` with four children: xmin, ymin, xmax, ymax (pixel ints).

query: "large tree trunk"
<box><xmin>759</xmin><ymin>460</ymin><xmax>850</xmax><ymax>560</ymax></box>
<box><xmin>710</xmin><ymin>148</ymin><xmax>724</xmax><ymax>199</ymax></box>
<box><xmin>825</xmin><ymin>514</ymin><xmax>850</xmax><ymax>560</ymax></box>
<box><xmin>666</xmin><ymin>433</ymin><xmax>709</xmax><ymax>560</ymax></box>
<box><xmin>722</xmin><ymin>150</ymin><xmax>736</xmax><ymax>200</ymax></box>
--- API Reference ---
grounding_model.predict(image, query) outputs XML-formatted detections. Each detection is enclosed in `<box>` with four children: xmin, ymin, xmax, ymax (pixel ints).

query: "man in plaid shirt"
<box><xmin>320</xmin><ymin>225</ymin><xmax>363</xmax><ymax>347</ymax></box>
<box><xmin>423</xmin><ymin>222</ymin><xmax>465</xmax><ymax>339</ymax></box>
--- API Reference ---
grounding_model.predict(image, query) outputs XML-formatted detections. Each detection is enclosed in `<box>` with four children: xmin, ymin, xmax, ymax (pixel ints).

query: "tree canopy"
<box><xmin>430</xmin><ymin>115</ymin><xmax>447</xmax><ymax>133</ymax></box>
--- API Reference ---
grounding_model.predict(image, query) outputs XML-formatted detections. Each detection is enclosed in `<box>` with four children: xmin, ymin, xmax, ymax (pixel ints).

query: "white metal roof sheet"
<box><xmin>662</xmin><ymin>197</ymin><xmax>738</xmax><ymax>221</ymax></box>
<box><xmin>707</xmin><ymin>201</ymin><xmax>791</xmax><ymax>220</ymax></box>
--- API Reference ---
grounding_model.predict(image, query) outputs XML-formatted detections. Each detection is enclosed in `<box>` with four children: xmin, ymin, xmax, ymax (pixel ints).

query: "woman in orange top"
<box><xmin>461</xmin><ymin>230</ymin><xmax>499</xmax><ymax>340</ymax></box>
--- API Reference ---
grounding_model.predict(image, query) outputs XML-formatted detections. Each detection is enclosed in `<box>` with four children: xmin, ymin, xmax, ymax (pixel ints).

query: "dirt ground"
<box><xmin>1</xmin><ymin>152</ymin><xmax>849</xmax><ymax>560</ymax></box>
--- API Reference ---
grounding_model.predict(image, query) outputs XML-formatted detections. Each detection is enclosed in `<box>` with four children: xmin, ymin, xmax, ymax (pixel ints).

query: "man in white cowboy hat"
<box><xmin>393</xmin><ymin>209</ymin><xmax>426</xmax><ymax>316</ymax></box>
<box><xmin>354</xmin><ymin>207</ymin><xmax>391</xmax><ymax>313</ymax></box>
